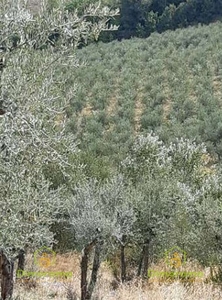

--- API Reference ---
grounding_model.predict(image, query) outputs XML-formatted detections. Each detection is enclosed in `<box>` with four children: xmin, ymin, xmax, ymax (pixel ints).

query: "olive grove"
<box><xmin>1</xmin><ymin>1</ymin><xmax>222</xmax><ymax>300</ymax></box>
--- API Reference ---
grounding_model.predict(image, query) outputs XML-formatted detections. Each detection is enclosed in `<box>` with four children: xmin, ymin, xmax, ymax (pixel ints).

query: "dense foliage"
<box><xmin>0</xmin><ymin>0</ymin><xmax>118</xmax><ymax>253</ymax></box>
<box><xmin>2</xmin><ymin>1</ymin><xmax>222</xmax><ymax>299</ymax></box>
<box><xmin>58</xmin><ymin>0</ymin><xmax>222</xmax><ymax>40</ymax></box>
<box><xmin>118</xmin><ymin>0</ymin><xmax>222</xmax><ymax>39</ymax></box>
<box><xmin>64</xmin><ymin>21</ymin><xmax>222</xmax><ymax>165</ymax></box>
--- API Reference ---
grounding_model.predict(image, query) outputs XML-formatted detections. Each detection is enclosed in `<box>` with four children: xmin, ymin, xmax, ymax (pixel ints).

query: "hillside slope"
<box><xmin>67</xmin><ymin>21</ymin><xmax>222</xmax><ymax>163</ymax></box>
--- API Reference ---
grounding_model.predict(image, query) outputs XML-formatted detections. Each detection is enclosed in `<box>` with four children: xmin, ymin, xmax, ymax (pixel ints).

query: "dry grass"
<box><xmin>108</xmin><ymin>281</ymin><xmax>222</xmax><ymax>300</ymax></box>
<box><xmin>13</xmin><ymin>252</ymin><xmax>222</xmax><ymax>300</ymax></box>
<box><xmin>80</xmin><ymin>104</ymin><xmax>93</xmax><ymax>117</ymax></box>
<box><xmin>134</xmin><ymin>90</ymin><xmax>145</xmax><ymax>133</ymax></box>
<box><xmin>104</xmin><ymin>79</ymin><xmax>120</xmax><ymax>134</ymax></box>
<box><xmin>107</xmin><ymin>96</ymin><xmax>118</xmax><ymax>117</ymax></box>
<box><xmin>187</xmin><ymin>73</ymin><xmax>198</xmax><ymax>104</ymax></box>
<box><xmin>162</xmin><ymin>74</ymin><xmax>172</xmax><ymax>123</ymax></box>
<box><xmin>76</xmin><ymin>103</ymin><xmax>93</xmax><ymax>134</ymax></box>
<box><xmin>26</xmin><ymin>0</ymin><xmax>43</xmax><ymax>13</ymax></box>
<box><xmin>106</xmin><ymin>78</ymin><xmax>120</xmax><ymax>117</ymax></box>
<box><xmin>105</xmin><ymin>95</ymin><xmax>117</xmax><ymax>133</ymax></box>
<box><xmin>162</xmin><ymin>99</ymin><xmax>171</xmax><ymax>123</ymax></box>
<box><xmin>213</xmin><ymin>75</ymin><xmax>222</xmax><ymax>102</ymax></box>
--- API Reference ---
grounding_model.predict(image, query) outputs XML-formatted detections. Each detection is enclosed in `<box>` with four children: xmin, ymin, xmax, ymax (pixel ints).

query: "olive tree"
<box><xmin>172</xmin><ymin>171</ymin><xmax>222</xmax><ymax>272</ymax></box>
<box><xmin>120</xmin><ymin>133</ymin><xmax>176</xmax><ymax>277</ymax></box>
<box><xmin>0</xmin><ymin>1</ymin><xmax>119</xmax><ymax>299</ymax></box>
<box><xmin>121</xmin><ymin>132</ymin><xmax>218</xmax><ymax>278</ymax></box>
<box><xmin>66</xmin><ymin>175</ymin><xmax>136</xmax><ymax>299</ymax></box>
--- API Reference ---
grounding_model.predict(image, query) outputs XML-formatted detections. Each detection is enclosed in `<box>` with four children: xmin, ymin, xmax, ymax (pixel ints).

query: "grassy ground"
<box><xmin>13</xmin><ymin>252</ymin><xmax>222</xmax><ymax>300</ymax></box>
<box><xmin>14</xmin><ymin>280</ymin><xmax>222</xmax><ymax>300</ymax></box>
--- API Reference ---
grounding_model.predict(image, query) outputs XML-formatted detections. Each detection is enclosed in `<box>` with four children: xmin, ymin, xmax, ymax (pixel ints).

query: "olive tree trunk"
<box><xmin>0</xmin><ymin>251</ymin><xmax>14</xmax><ymax>300</ymax></box>
<box><xmin>120</xmin><ymin>235</ymin><xmax>127</xmax><ymax>283</ymax></box>
<box><xmin>137</xmin><ymin>241</ymin><xmax>151</xmax><ymax>279</ymax></box>
<box><xmin>16</xmin><ymin>249</ymin><xmax>25</xmax><ymax>278</ymax></box>
<box><xmin>81</xmin><ymin>239</ymin><xmax>102</xmax><ymax>300</ymax></box>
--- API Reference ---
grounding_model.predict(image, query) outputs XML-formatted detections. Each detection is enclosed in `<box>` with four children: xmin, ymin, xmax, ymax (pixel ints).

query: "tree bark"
<box><xmin>137</xmin><ymin>248</ymin><xmax>144</xmax><ymax>277</ymax></box>
<box><xmin>120</xmin><ymin>235</ymin><xmax>126</xmax><ymax>282</ymax></box>
<box><xmin>0</xmin><ymin>251</ymin><xmax>14</xmax><ymax>300</ymax></box>
<box><xmin>81</xmin><ymin>240</ymin><xmax>96</xmax><ymax>300</ymax></box>
<box><xmin>137</xmin><ymin>241</ymin><xmax>150</xmax><ymax>279</ymax></box>
<box><xmin>0</xmin><ymin>56</ymin><xmax>6</xmax><ymax>115</ymax></box>
<box><xmin>16</xmin><ymin>249</ymin><xmax>25</xmax><ymax>278</ymax></box>
<box><xmin>142</xmin><ymin>242</ymin><xmax>149</xmax><ymax>279</ymax></box>
<box><xmin>87</xmin><ymin>243</ymin><xmax>101</xmax><ymax>299</ymax></box>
